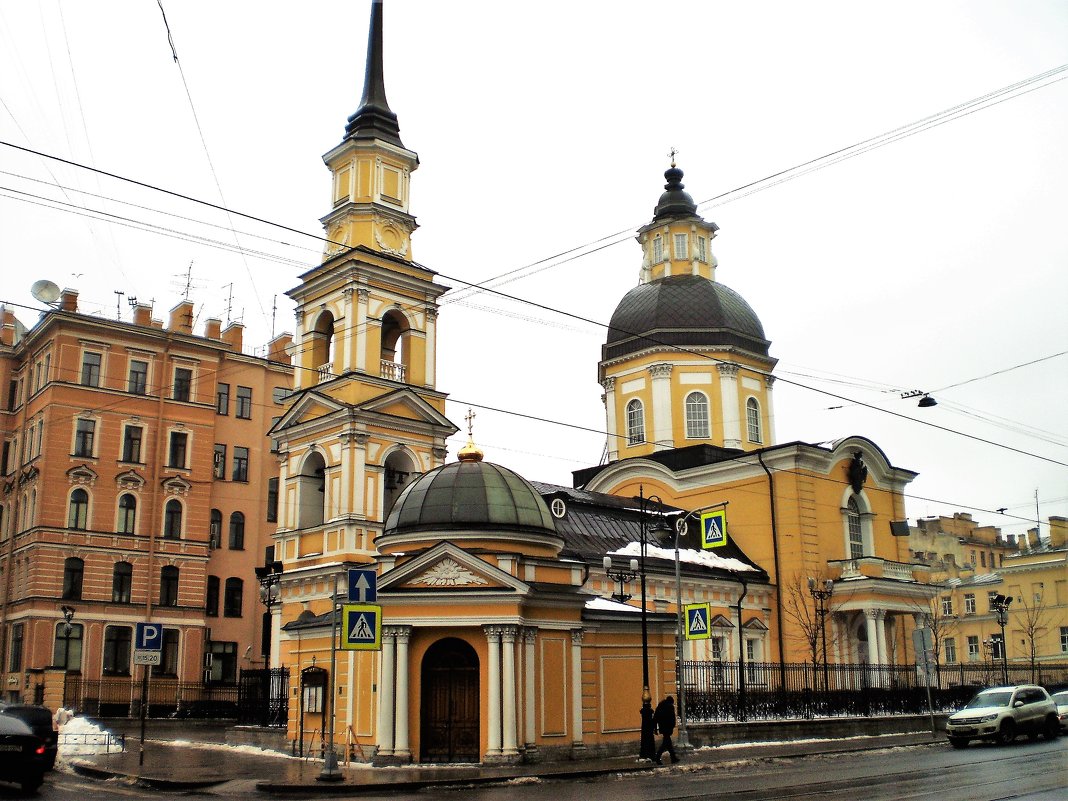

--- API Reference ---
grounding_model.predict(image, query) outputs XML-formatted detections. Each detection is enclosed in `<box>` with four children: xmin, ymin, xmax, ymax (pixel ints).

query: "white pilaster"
<box><xmin>293</xmin><ymin>308</ymin><xmax>305</xmax><ymax>390</ymax></box>
<box><xmin>377</xmin><ymin>628</ymin><xmax>396</xmax><ymax>756</ymax></box>
<box><xmin>424</xmin><ymin>307</ymin><xmax>437</xmax><ymax>388</ymax></box>
<box><xmin>355</xmin><ymin>289</ymin><xmax>369</xmax><ymax>372</ymax></box>
<box><xmin>718</xmin><ymin>363</ymin><xmax>741</xmax><ymax>448</ymax></box>
<box><xmin>570</xmin><ymin>629</ymin><xmax>585</xmax><ymax>748</ymax></box>
<box><xmin>394</xmin><ymin>626</ymin><xmax>411</xmax><ymax>760</ymax></box>
<box><xmin>352</xmin><ymin>434</ymin><xmax>369</xmax><ymax>523</ymax></box>
<box><xmin>602</xmin><ymin>378</ymin><xmax>618</xmax><ymax>461</ymax></box>
<box><xmin>649</xmin><ymin>364</ymin><xmax>674</xmax><ymax>450</ymax></box>
<box><xmin>523</xmin><ymin>628</ymin><xmax>537</xmax><ymax>750</ymax></box>
<box><xmin>764</xmin><ymin>375</ymin><xmax>777</xmax><ymax>446</ymax></box>
<box><xmin>341</xmin><ymin>288</ymin><xmax>355</xmax><ymax>372</ymax></box>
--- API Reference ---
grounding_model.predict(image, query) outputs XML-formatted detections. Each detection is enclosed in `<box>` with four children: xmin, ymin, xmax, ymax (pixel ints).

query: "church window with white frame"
<box><xmin>626</xmin><ymin>399</ymin><xmax>645</xmax><ymax>446</ymax></box>
<box><xmin>746</xmin><ymin>397</ymin><xmax>762</xmax><ymax>443</ymax></box>
<box><xmin>685</xmin><ymin>392</ymin><xmax>710</xmax><ymax>438</ymax></box>
<box><xmin>652</xmin><ymin>235</ymin><xmax>663</xmax><ymax>263</ymax></box>
<box><xmin>696</xmin><ymin>236</ymin><xmax>707</xmax><ymax>262</ymax></box>
<box><xmin>673</xmin><ymin>233</ymin><xmax>688</xmax><ymax>259</ymax></box>
<box><xmin>847</xmin><ymin>497</ymin><xmax>864</xmax><ymax>559</ymax></box>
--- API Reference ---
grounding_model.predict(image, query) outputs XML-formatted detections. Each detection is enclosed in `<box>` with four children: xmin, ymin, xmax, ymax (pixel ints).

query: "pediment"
<box><xmin>66</xmin><ymin>464</ymin><xmax>98</xmax><ymax>486</ymax></box>
<box><xmin>161</xmin><ymin>475</ymin><xmax>192</xmax><ymax>496</ymax></box>
<box><xmin>379</xmin><ymin>541</ymin><xmax>527</xmax><ymax>594</ymax></box>
<box><xmin>743</xmin><ymin>616</ymin><xmax>769</xmax><ymax>631</ymax></box>
<box><xmin>358</xmin><ymin>389</ymin><xmax>458</xmax><ymax>433</ymax></box>
<box><xmin>709</xmin><ymin>614</ymin><xmax>734</xmax><ymax>629</ymax></box>
<box><xmin>271</xmin><ymin>390</ymin><xmax>349</xmax><ymax>432</ymax></box>
<box><xmin>115</xmin><ymin>469</ymin><xmax>145</xmax><ymax>490</ymax></box>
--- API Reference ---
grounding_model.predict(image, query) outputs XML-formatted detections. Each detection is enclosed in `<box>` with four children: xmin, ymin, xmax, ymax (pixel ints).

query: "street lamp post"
<box><xmin>318</xmin><ymin>572</ymin><xmax>343</xmax><ymax>782</ymax></box>
<box><xmin>637</xmin><ymin>489</ymin><xmax>672</xmax><ymax>761</ymax></box>
<box><xmin>60</xmin><ymin>605</ymin><xmax>75</xmax><ymax>706</ymax></box>
<box><xmin>807</xmin><ymin>578</ymin><xmax>834</xmax><ymax>693</ymax></box>
<box><xmin>255</xmin><ymin>560</ymin><xmax>284</xmax><ymax>667</ymax></box>
<box><xmin>602</xmin><ymin>557</ymin><xmax>638</xmax><ymax>605</ymax></box>
<box><xmin>990</xmin><ymin>593</ymin><xmax>1012</xmax><ymax>684</ymax></box>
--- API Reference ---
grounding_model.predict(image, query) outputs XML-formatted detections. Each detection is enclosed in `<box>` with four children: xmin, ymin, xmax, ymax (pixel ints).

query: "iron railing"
<box><xmin>682</xmin><ymin>660</ymin><xmax>1068</xmax><ymax>722</ymax></box>
<box><xmin>63</xmin><ymin>676</ymin><xmax>240</xmax><ymax>719</ymax></box>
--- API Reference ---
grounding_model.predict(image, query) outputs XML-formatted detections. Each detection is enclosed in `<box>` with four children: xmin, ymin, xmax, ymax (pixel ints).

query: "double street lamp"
<box><xmin>807</xmin><ymin>578</ymin><xmax>834</xmax><ymax>692</ymax></box>
<box><xmin>255</xmin><ymin>560</ymin><xmax>284</xmax><ymax>666</ymax></box>
<box><xmin>990</xmin><ymin>593</ymin><xmax>1012</xmax><ymax>684</ymax></box>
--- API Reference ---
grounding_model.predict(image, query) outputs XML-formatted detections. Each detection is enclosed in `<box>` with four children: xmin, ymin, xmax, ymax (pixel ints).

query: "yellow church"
<box><xmin>268</xmin><ymin>1</ymin><xmax>935</xmax><ymax>765</ymax></box>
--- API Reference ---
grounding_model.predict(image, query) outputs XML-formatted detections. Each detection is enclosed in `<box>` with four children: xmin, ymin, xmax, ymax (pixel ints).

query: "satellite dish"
<box><xmin>30</xmin><ymin>279</ymin><xmax>61</xmax><ymax>305</ymax></box>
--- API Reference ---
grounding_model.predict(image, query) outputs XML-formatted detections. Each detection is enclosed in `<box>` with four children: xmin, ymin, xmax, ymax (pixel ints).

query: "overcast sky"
<box><xmin>1</xmin><ymin>1</ymin><xmax>1065</xmax><ymax>540</ymax></box>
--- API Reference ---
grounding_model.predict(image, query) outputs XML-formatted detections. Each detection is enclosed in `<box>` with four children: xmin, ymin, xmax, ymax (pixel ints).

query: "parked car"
<box><xmin>0</xmin><ymin>714</ymin><xmax>48</xmax><ymax>793</ymax></box>
<box><xmin>1051</xmin><ymin>690</ymin><xmax>1068</xmax><ymax>733</ymax></box>
<box><xmin>945</xmin><ymin>684</ymin><xmax>1060</xmax><ymax>747</ymax></box>
<box><xmin>0</xmin><ymin>703</ymin><xmax>58</xmax><ymax>770</ymax></box>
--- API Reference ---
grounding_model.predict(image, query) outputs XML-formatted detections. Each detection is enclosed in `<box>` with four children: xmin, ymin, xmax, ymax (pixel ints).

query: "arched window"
<box><xmin>112</xmin><ymin>561</ymin><xmax>133</xmax><ymax>603</ymax></box>
<box><xmin>209</xmin><ymin>509</ymin><xmax>222</xmax><ymax>549</ymax></box>
<box><xmin>297</xmin><ymin>452</ymin><xmax>327</xmax><ymax>529</ymax></box>
<box><xmin>117</xmin><ymin>493</ymin><xmax>137</xmax><ymax>534</ymax></box>
<box><xmin>746</xmin><ymin>397</ymin><xmax>762</xmax><ymax>443</ymax></box>
<box><xmin>62</xmin><ymin>557</ymin><xmax>84</xmax><ymax>600</ymax></box>
<box><xmin>228</xmin><ymin>511</ymin><xmax>245</xmax><ymax>550</ymax></box>
<box><xmin>159</xmin><ymin>565</ymin><xmax>179</xmax><ymax>606</ymax></box>
<box><xmin>224</xmin><ymin>577</ymin><xmax>243</xmax><ymax>618</ymax></box>
<box><xmin>380</xmin><ymin>309</ymin><xmax>410</xmax><ymax>382</ymax></box>
<box><xmin>68</xmin><ymin>488</ymin><xmax>90</xmax><ymax>530</ymax></box>
<box><xmin>685</xmin><ymin>392</ymin><xmax>710</xmax><ymax>439</ymax></box>
<box><xmin>626</xmin><ymin>399</ymin><xmax>645</xmax><ymax>446</ymax></box>
<box><xmin>847</xmin><ymin>497</ymin><xmax>864</xmax><ymax>559</ymax></box>
<box><xmin>163</xmin><ymin>499</ymin><xmax>182</xmax><ymax>539</ymax></box>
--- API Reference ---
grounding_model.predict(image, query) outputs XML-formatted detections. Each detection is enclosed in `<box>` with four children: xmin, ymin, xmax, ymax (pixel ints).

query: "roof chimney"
<box><xmin>1048</xmin><ymin>516</ymin><xmax>1066</xmax><ymax>549</ymax></box>
<box><xmin>268</xmin><ymin>333</ymin><xmax>294</xmax><ymax>364</ymax></box>
<box><xmin>60</xmin><ymin>288</ymin><xmax>79</xmax><ymax>312</ymax></box>
<box><xmin>133</xmin><ymin>303</ymin><xmax>152</xmax><ymax>327</ymax></box>
<box><xmin>221</xmin><ymin>322</ymin><xmax>243</xmax><ymax>352</ymax></box>
<box><xmin>203</xmin><ymin>318</ymin><xmax>222</xmax><ymax>340</ymax></box>
<box><xmin>168</xmin><ymin>300</ymin><xmax>194</xmax><ymax>334</ymax></box>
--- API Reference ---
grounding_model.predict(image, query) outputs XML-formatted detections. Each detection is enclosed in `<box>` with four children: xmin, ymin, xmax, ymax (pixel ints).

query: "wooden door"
<box><xmin>420</xmin><ymin>638</ymin><xmax>480</xmax><ymax>762</ymax></box>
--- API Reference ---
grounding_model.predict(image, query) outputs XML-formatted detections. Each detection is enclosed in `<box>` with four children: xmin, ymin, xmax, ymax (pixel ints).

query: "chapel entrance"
<box><xmin>420</xmin><ymin>637</ymin><xmax>479</xmax><ymax>763</ymax></box>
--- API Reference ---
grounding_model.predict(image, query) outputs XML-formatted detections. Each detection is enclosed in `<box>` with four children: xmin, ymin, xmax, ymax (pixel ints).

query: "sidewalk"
<box><xmin>65</xmin><ymin>730</ymin><xmax>945</xmax><ymax>795</ymax></box>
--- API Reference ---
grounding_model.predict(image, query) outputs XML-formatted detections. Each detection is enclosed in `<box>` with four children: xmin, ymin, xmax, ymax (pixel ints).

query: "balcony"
<box><xmin>317</xmin><ymin>363</ymin><xmax>332</xmax><ymax>384</ymax></box>
<box><xmin>830</xmin><ymin>557</ymin><xmax>933</xmax><ymax>583</ymax></box>
<box><xmin>380</xmin><ymin>359</ymin><xmax>406</xmax><ymax>382</ymax></box>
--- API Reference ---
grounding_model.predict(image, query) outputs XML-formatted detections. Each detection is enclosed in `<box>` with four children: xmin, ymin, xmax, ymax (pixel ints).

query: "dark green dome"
<box><xmin>384</xmin><ymin>459</ymin><xmax>557</xmax><ymax>536</ymax></box>
<box><xmin>603</xmin><ymin>274</ymin><xmax>770</xmax><ymax>361</ymax></box>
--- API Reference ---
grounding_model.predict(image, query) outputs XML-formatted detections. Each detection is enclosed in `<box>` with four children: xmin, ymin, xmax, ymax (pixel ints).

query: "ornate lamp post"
<box><xmin>60</xmin><ymin>605</ymin><xmax>76</xmax><ymax>706</ymax></box>
<box><xmin>255</xmin><ymin>560</ymin><xmax>284</xmax><ymax>666</ymax></box>
<box><xmin>807</xmin><ymin>578</ymin><xmax>834</xmax><ymax>693</ymax></box>
<box><xmin>602</xmin><ymin>557</ymin><xmax>638</xmax><ymax>604</ymax></box>
<box><xmin>990</xmin><ymin>593</ymin><xmax>1012</xmax><ymax>684</ymax></box>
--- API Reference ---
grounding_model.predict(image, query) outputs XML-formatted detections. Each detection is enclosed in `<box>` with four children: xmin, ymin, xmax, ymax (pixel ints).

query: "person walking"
<box><xmin>653</xmin><ymin>695</ymin><xmax>679</xmax><ymax>764</ymax></box>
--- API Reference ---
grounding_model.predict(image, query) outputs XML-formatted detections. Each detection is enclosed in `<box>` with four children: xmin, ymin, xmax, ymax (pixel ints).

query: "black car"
<box><xmin>0</xmin><ymin>704</ymin><xmax>58</xmax><ymax>770</ymax></box>
<box><xmin>0</xmin><ymin>714</ymin><xmax>47</xmax><ymax>793</ymax></box>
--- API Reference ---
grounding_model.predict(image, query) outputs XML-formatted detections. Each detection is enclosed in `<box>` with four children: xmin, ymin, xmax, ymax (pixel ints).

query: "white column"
<box><xmin>355</xmin><ymin>289</ymin><xmax>369</xmax><ymax>372</ymax></box>
<box><xmin>339</xmin><ymin>432</ymin><xmax>353</xmax><ymax>527</ymax></box>
<box><xmin>717</xmin><ymin>363</ymin><xmax>741</xmax><ymax>448</ymax></box>
<box><xmin>865</xmin><ymin>609</ymin><xmax>880</xmax><ymax>666</ymax></box>
<box><xmin>602</xmin><ymin>378</ymin><xmax>618</xmax><ymax>462</ymax></box>
<box><xmin>501</xmin><ymin>626</ymin><xmax>518</xmax><ymax>756</ymax></box>
<box><xmin>377</xmin><ymin>628</ymin><xmax>396</xmax><ymax>756</ymax></box>
<box><xmin>523</xmin><ymin>628</ymin><xmax>537</xmax><ymax>751</ymax></box>
<box><xmin>875</xmin><ymin>610</ymin><xmax>889</xmax><ymax>679</ymax></box>
<box><xmin>353</xmin><ymin>434</ymin><xmax>369</xmax><ymax>524</ymax></box>
<box><xmin>293</xmin><ymin>309</ymin><xmax>305</xmax><ymax>390</ymax></box>
<box><xmin>394</xmin><ymin>627</ymin><xmax>411</xmax><ymax>760</ymax></box>
<box><xmin>341</xmin><ymin>288</ymin><xmax>354</xmax><ymax>372</ymax></box>
<box><xmin>570</xmin><ymin>629</ymin><xmax>585</xmax><ymax>749</ymax></box>
<box><xmin>649</xmin><ymin>363</ymin><xmax>674</xmax><ymax>451</ymax></box>
<box><xmin>764</xmin><ymin>375</ymin><xmax>777</xmax><ymax>446</ymax></box>
<box><xmin>424</xmin><ymin>307</ymin><xmax>437</xmax><ymax>388</ymax></box>
<box><xmin>485</xmin><ymin>626</ymin><xmax>502</xmax><ymax>756</ymax></box>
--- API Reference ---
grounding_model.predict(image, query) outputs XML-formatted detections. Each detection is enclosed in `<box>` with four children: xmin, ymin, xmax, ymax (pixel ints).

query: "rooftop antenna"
<box><xmin>182</xmin><ymin>260</ymin><xmax>194</xmax><ymax>300</ymax></box>
<box><xmin>30</xmin><ymin>279</ymin><xmax>62</xmax><ymax>307</ymax></box>
<box><xmin>270</xmin><ymin>295</ymin><xmax>277</xmax><ymax>340</ymax></box>
<box><xmin>114</xmin><ymin>290</ymin><xmax>125</xmax><ymax>321</ymax></box>
<box><xmin>127</xmin><ymin>295</ymin><xmax>139</xmax><ymax>308</ymax></box>
<box><xmin>223</xmin><ymin>283</ymin><xmax>234</xmax><ymax>325</ymax></box>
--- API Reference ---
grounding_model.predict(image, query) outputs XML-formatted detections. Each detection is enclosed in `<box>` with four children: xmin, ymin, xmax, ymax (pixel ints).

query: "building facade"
<box><xmin>0</xmin><ymin>292</ymin><xmax>292</xmax><ymax>704</ymax></box>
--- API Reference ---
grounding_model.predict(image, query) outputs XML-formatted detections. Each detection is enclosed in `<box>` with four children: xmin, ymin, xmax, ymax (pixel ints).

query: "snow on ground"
<box><xmin>58</xmin><ymin>713</ymin><xmax>122</xmax><ymax>756</ymax></box>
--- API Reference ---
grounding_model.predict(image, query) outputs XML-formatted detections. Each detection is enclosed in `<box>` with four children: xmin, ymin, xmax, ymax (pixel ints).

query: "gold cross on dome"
<box><xmin>668</xmin><ymin>147</ymin><xmax>679</xmax><ymax>168</ymax></box>
<box><xmin>465</xmin><ymin>408</ymin><xmax>476</xmax><ymax>438</ymax></box>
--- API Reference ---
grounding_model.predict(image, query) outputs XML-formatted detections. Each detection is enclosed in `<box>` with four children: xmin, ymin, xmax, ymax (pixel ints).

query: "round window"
<box><xmin>550</xmin><ymin>498</ymin><xmax>567</xmax><ymax>519</ymax></box>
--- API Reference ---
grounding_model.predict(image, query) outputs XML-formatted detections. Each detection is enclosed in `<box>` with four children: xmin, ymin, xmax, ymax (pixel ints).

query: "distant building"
<box><xmin>0</xmin><ymin>292</ymin><xmax>292</xmax><ymax>703</ymax></box>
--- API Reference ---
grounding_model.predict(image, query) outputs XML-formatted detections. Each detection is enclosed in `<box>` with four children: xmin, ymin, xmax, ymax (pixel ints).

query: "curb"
<box><xmin>69</xmin><ymin>760</ymin><xmax>227</xmax><ymax>790</ymax></box>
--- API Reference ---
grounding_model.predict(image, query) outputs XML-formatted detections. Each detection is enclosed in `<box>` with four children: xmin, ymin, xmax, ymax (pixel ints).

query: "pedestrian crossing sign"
<box><xmin>700</xmin><ymin>509</ymin><xmax>727</xmax><ymax>549</ymax></box>
<box><xmin>341</xmin><ymin>604</ymin><xmax>381</xmax><ymax>651</ymax></box>
<box><xmin>685</xmin><ymin>603</ymin><xmax>711</xmax><ymax>640</ymax></box>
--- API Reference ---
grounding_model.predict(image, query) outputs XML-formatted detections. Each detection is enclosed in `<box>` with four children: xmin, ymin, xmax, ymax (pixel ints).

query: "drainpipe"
<box><xmin>756</xmin><ymin>451</ymin><xmax>786</xmax><ymax>688</ymax></box>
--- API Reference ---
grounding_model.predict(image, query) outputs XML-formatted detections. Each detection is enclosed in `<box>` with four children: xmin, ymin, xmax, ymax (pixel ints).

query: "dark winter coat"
<box><xmin>653</xmin><ymin>698</ymin><xmax>676</xmax><ymax>736</ymax></box>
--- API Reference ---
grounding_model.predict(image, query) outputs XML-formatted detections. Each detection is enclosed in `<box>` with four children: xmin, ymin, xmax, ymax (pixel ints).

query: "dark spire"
<box><xmin>344</xmin><ymin>0</ymin><xmax>404</xmax><ymax>147</ymax></box>
<box><xmin>652</xmin><ymin>164</ymin><xmax>698</xmax><ymax>221</ymax></box>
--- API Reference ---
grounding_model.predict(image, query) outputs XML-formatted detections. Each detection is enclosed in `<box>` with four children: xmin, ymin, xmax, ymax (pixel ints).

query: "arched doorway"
<box><xmin>420</xmin><ymin>637</ymin><xmax>479</xmax><ymax>763</ymax></box>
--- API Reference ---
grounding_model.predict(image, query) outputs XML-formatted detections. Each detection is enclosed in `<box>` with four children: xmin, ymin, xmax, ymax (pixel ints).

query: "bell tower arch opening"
<box><xmin>382</xmin><ymin>447</ymin><xmax>418</xmax><ymax>516</ymax></box>
<box><xmin>380</xmin><ymin>308</ymin><xmax>410</xmax><ymax>382</ymax></box>
<box><xmin>296</xmin><ymin>451</ymin><xmax>327</xmax><ymax>529</ymax></box>
<box><xmin>420</xmin><ymin>637</ymin><xmax>480</xmax><ymax>763</ymax></box>
<box><xmin>309</xmin><ymin>311</ymin><xmax>335</xmax><ymax>380</ymax></box>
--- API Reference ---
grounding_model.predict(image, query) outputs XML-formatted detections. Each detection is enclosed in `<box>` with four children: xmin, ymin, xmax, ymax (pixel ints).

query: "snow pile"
<box><xmin>58</xmin><ymin>714</ymin><xmax>122</xmax><ymax>756</ymax></box>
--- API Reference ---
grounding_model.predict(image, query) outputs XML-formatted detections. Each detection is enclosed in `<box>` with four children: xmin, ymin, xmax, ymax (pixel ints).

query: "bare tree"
<box><xmin>781</xmin><ymin>572</ymin><xmax>842</xmax><ymax>685</ymax></box>
<box><xmin>1014</xmin><ymin>591</ymin><xmax>1051</xmax><ymax>682</ymax></box>
<box><xmin>910</xmin><ymin>592</ymin><xmax>959</xmax><ymax>678</ymax></box>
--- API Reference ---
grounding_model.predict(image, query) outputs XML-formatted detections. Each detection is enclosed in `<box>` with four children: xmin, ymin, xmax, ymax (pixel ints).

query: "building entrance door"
<box><xmin>420</xmin><ymin>637</ymin><xmax>479</xmax><ymax>762</ymax></box>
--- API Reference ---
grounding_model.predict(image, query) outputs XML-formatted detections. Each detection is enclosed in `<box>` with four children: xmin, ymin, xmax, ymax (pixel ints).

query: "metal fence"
<box><xmin>63</xmin><ymin>676</ymin><xmax>240</xmax><ymax>719</ymax></box>
<box><xmin>237</xmin><ymin>667</ymin><xmax>289</xmax><ymax>727</ymax></box>
<box><xmin>682</xmin><ymin>660</ymin><xmax>1068</xmax><ymax>722</ymax></box>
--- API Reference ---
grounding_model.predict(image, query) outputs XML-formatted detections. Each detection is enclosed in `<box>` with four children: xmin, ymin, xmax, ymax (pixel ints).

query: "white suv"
<box><xmin>946</xmin><ymin>685</ymin><xmax>1060</xmax><ymax>747</ymax></box>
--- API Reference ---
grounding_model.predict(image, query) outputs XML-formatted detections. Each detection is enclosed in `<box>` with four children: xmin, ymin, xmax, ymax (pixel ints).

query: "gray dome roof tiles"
<box><xmin>604</xmin><ymin>274</ymin><xmax>771</xmax><ymax>361</ymax></box>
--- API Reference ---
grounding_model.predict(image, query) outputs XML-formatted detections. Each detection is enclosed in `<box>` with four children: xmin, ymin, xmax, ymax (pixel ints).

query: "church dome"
<box><xmin>383</xmin><ymin>458</ymin><xmax>557</xmax><ymax>537</ymax></box>
<box><xmin>603</xmin><ymin>273</ymin><xmax>770</xmax><ymax>361</ymax></box>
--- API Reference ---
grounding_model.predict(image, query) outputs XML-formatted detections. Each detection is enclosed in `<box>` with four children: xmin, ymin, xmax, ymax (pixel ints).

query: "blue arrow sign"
<box><xmin>348</xmin><ymin>568</ymin><xmax>377</xmax><ymax>602</ymax></box>
<box><xmin>135</xmin><ymin>621</ymin><xmax>163</xmax><ymax>651</ymax></box>
<box><xmin>341</xmin><ymin>604</ymin><xmax>381</xmax><ymax>651</ymax></box>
